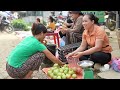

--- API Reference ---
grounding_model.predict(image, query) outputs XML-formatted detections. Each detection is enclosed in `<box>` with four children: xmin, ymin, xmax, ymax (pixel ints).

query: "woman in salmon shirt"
<box><xmin>66</xmin><ymin>13</ymin><xmax>112</xmax><ymax>65</ymax></box>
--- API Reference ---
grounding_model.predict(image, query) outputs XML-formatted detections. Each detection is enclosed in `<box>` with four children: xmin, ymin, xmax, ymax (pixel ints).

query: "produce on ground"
<box><xmin>47</xmin><ymin>63</ymin><xmax>82</xmax><ymax>79</ymax></box>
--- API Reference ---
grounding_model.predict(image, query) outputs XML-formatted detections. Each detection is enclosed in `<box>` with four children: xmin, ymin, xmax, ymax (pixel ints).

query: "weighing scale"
<box><xmin>77</xmin><ymin>60</ymin><xmax>94</xmax><ymax>79</ymax></box>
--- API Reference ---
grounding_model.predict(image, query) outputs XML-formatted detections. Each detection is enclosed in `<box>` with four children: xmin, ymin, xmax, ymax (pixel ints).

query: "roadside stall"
<box><xmin>42</xmin><ymin>57</ymin><xmax>95</xmax><ymax>79</ymax></box>
<box><xmin>41</xmin><ymin>11</ymin><xmax>118</xmax><ymax>79</ymax></box>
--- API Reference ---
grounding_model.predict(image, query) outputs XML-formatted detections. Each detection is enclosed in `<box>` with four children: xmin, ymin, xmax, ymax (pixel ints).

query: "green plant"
<box><xmin>27</xmin><ymin>22</ymin><xmax>33</xmax><ymax>27</ymax></box>
<box><xmin>11</xmin><ymin>19</ymin><xmax>30</xmax><ymax>31</ymax></box>
<box><xmin>43</xmin><ymin>20</ymin><xmax>47</xmax><ymax>26</ymax></box>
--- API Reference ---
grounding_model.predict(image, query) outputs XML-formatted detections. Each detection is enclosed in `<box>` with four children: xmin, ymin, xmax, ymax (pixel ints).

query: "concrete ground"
<box><xmin>96</xmin><ymin>27</ymin><xmax>120</xmax><ymax>79</ymax></box>
<box><xmin>0</xmin><ymin>26</ymin><xmax>120</xmax><ymax>79</ymax></box>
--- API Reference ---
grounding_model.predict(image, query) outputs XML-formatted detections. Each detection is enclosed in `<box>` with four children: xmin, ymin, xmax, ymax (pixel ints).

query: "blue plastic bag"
<box><xmin>111</xmin><ymin>58</ymin><xmax>120</xmax><ymax>72</ymax></box>
<box><xmin>60</xmin><ymin>39</ymin><xmax>65</xmax><ymax>47</ymax></box>
<box><xmin>60</xmin><ymin>36</ymin><xmax>66</xmax><ymax>47</ymax></box>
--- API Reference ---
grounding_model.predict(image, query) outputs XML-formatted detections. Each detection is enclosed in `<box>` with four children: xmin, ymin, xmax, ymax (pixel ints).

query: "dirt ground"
<box><xmin>0</xmin><ymin>32</ymin><xmax>21</xmax><ymax>79</ymax></box>
<box><xmin>0</xmin><ymin>32</ymin><xmax>49</xmax><ymax>79</ymax></box>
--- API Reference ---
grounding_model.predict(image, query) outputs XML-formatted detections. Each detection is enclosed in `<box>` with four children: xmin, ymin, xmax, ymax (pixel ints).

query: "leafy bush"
<box><xmin>11</xmin><ymin>19</ymin><xmax>29</xmax><ymax>31</ymax></box>
<box><xmin>43</xmin><ymin>20</ymin><xmax>47</xmax><ymax>26</ymax></box>
<box><xmin>27</xmin><ymin>22</ymin><xmax>33</xmax><ymax>26</ymax></box>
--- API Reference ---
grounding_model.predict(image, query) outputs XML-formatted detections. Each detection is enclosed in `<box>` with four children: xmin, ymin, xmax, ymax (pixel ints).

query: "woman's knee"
<box><xmin>92</xmin><ymin>51</ymin><xmax>109</xmax><ymax>58</ymax></box>
<box><xmin>91</xmin><ymin>52</ymin><xmax>111</xmax><ymax>59</ymax></box>
<box><xmin>23</xmin><ymin>52</ymin><xmax>45</xmax><ymax>70</ymax></box>
<box><xmin>90</xmin><ymin>52</ymin><xmax>111</xmax><ymax>64</ymax></box>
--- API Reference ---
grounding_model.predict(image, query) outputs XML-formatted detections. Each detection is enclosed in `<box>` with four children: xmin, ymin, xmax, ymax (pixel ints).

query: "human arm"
<box><xmin>41</xmin><ymin>40</ymin><xmax>47</xmax><ymax>45</ymax></box>
<box><xmin>63</xmin><ymin>21</ymin><xmax>73</xmax><ymax>28</ymax></box>
<box><xmin>80</xmin><ymin>28</ymin><xmax>106</xmax><ymax>56</ymax></box>
<box><xmin>66</xmin><ymin>38</ymin><xmax>87</xmax><ymax>58</ymax></box>
<box><xmin>37</xmin><ymin>41</ymin><xmax>64</xmax><ymax>65</ymax></box>
<box><xmin>72</xmin><ymin>39</ymin><xmax>103</xmax><ymax>58</ymax></box>
<box><xmin>67</xmin><ymin>16</ymin><xmax>83</xmax><ymax>32</ymax></box>
<box><xmin>43</xmin><ymin>49</ymin><xmax>65</xmax><ymax>65</ymax></box>
<box><xmin>61</xmin><ymin>16</ymin><xmax>83</xmax><ymax>33</ymax></box>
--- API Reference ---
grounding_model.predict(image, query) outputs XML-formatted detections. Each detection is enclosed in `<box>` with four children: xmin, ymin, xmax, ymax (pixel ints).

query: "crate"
<box><xmin>58</xmin><ymin>42</ymin><xmax>81</xmax><ymax>62</ymax></box>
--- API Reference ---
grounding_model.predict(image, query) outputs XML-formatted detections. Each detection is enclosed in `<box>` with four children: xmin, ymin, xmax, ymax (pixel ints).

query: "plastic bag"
<box><xmin>60</xmin><ymin>36</ymin><xmax>66</xmax><ymax>47</ymax></box>
<box><xmin>111</xmin><ymin>58</ymin><xmax>120</xmax><ymax>72</ymax></box>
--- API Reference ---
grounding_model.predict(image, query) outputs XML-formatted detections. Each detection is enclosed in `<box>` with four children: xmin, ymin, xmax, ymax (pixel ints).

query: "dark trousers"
<box><xmin>79</xmin><ymin>51</ymin><xmax>111</xmax><ymax>65</ymax></box>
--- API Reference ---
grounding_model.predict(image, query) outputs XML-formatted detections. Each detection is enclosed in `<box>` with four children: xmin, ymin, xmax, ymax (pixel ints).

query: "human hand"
<box><xmin>58</xmin><ymin>61</ymin><xmax>66</xmax><ymax>66</ymax></box>
<box><xmin>63</xmin><ymin>22</ymin><xmax>67</xmax><ymax>26</ymax></box>
<box><xmin>65</xmin><ymin>53</ymin><xmax>73</xmax><ymax>59</ymax></box>
<box><xmin>62</xmin><ymin>24</ymin><xmax>67</xmax><ymax>28</ymax></box>
<box><xmin>42</xmin><ymin>40</ymin><xmax>47</xmax><ymax>45</ymax></box>
<box><xmin>59</xmin><ymin>29</ymin><xmax>65</xmax><ymax>34</ymax></box>
<box><xmin>72</xmin><ymin>52</ymin><xmax>83</xmax><ymax>58</ymax></box>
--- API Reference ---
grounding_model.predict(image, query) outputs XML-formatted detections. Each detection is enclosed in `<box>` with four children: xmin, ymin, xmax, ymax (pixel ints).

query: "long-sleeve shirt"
<box><xmin>67</xmin><ymin>15</ymin><xmax>84</xmax><ymax>34</ymax></box>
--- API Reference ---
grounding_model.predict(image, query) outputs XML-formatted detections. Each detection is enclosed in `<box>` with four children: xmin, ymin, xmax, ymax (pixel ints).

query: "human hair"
<box><xmin>86</xmin><ymin>13</ymin><xmax>99</xmax><ymax>25</ymax></box>
<box><xmin>31</xmin><ymin>23</ymin><xmax>47</xmax><ymax>36</ymax></box>
<box><xmin>49</xmin><ymin>16</ymin><xmax>54</xmax><ymax>22</ymax></box>
<box><xmin>71</xmin><ymin>11</ymin><xmax>84</xmax><ymax>16</ymax></box>
<box><xmin>31</xmin><ymin>23</ymin><xmax>37</xmax><ymax>34</ymax></box>
<box><xmin>68</xmin><ymin>11</ymin><xmax>72</xmax><ymax>14</ymax></box>
<box><xmin>36</xmin><ymin>18</ymin><xmax>40</xmax><ymax>22</ymax></box>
